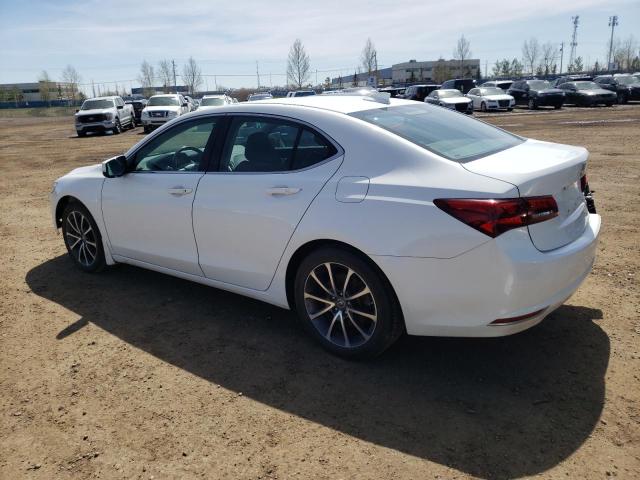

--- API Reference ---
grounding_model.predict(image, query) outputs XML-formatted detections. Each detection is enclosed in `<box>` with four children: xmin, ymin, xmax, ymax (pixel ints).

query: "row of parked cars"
<box><xmin>378</xmin><ymin>73</ymin><xmax>640</xmax><ymax>114</ymax></box>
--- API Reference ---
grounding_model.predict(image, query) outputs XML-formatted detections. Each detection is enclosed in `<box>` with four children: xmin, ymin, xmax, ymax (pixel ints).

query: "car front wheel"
<box><xmin>61</xmin><ymin>202</ymin><xmax>105</xmax><ymax>273</ymax></box>
<box><xmin>294</xmin><ymin>247</ymin><xmax>403</xmax><ymax>359</ymax></box>
<box><xmin>528</xmin><ymin>98</ymin><xmax>538</xmax><ymax>110</ymax></box>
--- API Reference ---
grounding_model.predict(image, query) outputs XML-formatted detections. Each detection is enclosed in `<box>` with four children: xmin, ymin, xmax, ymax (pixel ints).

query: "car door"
<box><xmin>193</xmin><ymin>115</ymin><xmax>343</xmax><ymax>290</ymax></box>
<box><xmin>101</xmin><ymin>116</ymin><xmax>221</xmax><ymax>275</ymax></box>
<box><xmin>467</xmin><ymin>88</ymin><xmax>479</xmax><ymax>109</ymax></box>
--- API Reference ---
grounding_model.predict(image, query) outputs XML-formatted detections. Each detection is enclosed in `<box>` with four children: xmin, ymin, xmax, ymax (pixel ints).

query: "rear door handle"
<box><xmin>168</xmin><ymin>187</ymin><xmax>193</xmax><ymax>196</ymax></box>
<box><xmin>266</xmin><ymin>187</ymin><xmax>301</xmax><ymax>196</ymax></box>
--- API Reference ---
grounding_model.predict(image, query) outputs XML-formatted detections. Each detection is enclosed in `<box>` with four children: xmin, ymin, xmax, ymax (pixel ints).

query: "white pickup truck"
<box><xmin>75</xmin><ymin>96</ymin><xmax>135</xmax><ymax>137</ymax></box>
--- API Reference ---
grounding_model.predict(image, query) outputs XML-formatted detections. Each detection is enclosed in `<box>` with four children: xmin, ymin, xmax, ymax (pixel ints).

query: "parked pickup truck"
<box><xmin>75</xmin><ymin>96</ymin><xmax>135</xmax><ymax>137</ymax></box>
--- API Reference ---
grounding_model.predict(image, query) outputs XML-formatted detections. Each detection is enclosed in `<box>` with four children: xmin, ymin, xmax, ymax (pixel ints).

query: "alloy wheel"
<box><xmin>65</xmin><ymin>210</ymin><xmax>98</xmax><ymax>267</ymax></box>
<box><xmin>303</xmin><ymin>262</ymin><xmax>377</xmax><ymax>348</ymax></box>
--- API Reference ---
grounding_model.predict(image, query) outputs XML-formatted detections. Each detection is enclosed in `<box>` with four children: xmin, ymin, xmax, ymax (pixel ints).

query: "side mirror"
<box><xmin>75</xmin><ymin>109</ymin><xmax>79</xmax><ymax>113</ymax></box>
<box><xmin>102</xmin><ymin>155</ymin><xmax>127</xmax><ymax>178</ymax></box>
<box><xmin>117</xmin><ymin>105</ymin><xmax>123</xmax><ymax>110</ymax></box>
<box><xmin>182</xmin><ymin>102</ymin><xmax>188</xmax><ymax>107</ymax></box>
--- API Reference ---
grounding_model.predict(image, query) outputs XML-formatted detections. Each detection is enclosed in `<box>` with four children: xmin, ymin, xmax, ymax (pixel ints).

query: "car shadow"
<box><xmin>26</xmin><ymin>256</ymin><xmax>608</xmax><ymax>479</ymax></box>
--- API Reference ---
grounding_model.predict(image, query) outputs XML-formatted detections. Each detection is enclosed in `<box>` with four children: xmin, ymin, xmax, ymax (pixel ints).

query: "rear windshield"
<box><xmin>349</xmin><ymin>104</ymin><xmax>523</xmax><ymax>162</ymax></box>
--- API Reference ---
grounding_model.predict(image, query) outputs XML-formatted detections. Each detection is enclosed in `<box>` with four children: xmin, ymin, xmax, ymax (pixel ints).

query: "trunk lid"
<box><xmin>462</xmin><ymin>139</ymin><xmax>589</xmax><ymax>251</ymax></box>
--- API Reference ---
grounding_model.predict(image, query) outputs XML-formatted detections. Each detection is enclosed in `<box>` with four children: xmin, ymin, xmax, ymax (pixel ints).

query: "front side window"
<box><xmin>221</xmin><ymin>117</ymin><xmax>337</xmax><ymax>172</ymax></box>
<box><xmin>350</xmin><ymin>104</ymin><xmax>523</xmax><ymax>162</ymax></box>
<box><xmin>132</xmin><ymin>117</ymin><xmax>219</xmax><ymax>172</ymax></box>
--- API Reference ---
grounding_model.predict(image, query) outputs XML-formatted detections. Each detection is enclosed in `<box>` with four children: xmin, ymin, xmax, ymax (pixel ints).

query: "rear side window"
<box><xmin>221</xmin><ymin>117</ymin><xmax>338</xmax><ymax>172</ymax></box>
<box><xmin>350</xmin><ymin>104</ymin><xmax>523</xmax><ymax>162</ymax></box>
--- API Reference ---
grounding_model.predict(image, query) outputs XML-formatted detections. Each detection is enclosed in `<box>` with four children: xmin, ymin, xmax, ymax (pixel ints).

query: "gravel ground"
<box><xmin>1</xmin><ymin>105</ymin><xmax>639</xmax><ymax>479</ymax></box>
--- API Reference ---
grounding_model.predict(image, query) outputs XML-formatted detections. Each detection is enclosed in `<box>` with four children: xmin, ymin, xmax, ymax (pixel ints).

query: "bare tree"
<box><xmin>360</xmin><ymin>38</ymin><xmax>378</xmax><ymax>75</ymax></box>
<box><xmin>182</xmin><ymin>57</ymin><xmax>203</xmax><ymax>95</ymax></box>
<box><xmin>617</xmin><ymin>35</ymin><xmax>638</xmax><ymax>72</ymax></box>
<box><xmin>38</xmin><ymin>70</ymin><xmax>53</xmax><ymax>106</ymax></box>
<box><xmin>138</xmin><ymin>60</ymin><xmax>155</xmax><ymax>97</ymax></box>
<box><xmin>541</xmin><ymin>42</ymin><xmax>559</xmax><ymax>75</ymax></box>
<box><xmin>158</xmin><ymin>60</ymin><xmax>173</xmax><ymax>93</ymax></box>
<box><xmin>61</xmin><ymin>65</ymin><xmax>81</xmax><ymax>104</ymax></box>
<box><xmin>453</xmin><ymin>35</ymin><xmax>471</xmax><ymax>77</ymax></box>
<box><xmin>522</xmin><ymin>38</ymin><xmax>540</xmax><ymax>75</ymax></box>
<box><xmin>287</xmin><ymin>39</ymin><xmax>311</xmax><ymax>89</ymax></box>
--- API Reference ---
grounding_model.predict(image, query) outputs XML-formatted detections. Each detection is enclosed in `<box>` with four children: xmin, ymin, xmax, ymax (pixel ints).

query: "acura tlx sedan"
<box><xmin>50</xmin><ymin>94</ymin><xmax>601</xmax><ymax>359</ymax></box>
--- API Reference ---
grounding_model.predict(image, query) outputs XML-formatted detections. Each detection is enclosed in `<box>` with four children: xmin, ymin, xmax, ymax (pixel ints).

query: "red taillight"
<box><xmin>433</xmin><ymin>196</ymin><xmax>558</xmax><ymax>238</ymax></box>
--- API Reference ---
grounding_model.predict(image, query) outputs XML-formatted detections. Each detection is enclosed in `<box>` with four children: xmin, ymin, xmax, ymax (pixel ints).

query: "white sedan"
<box><xmin>50</xmin><ymin>95</ymin><xmax>601</xmax><ymax>359</ymax></box>
<box><xmin>467</xmin><ymin>87</ymin><xmax>516</xmax><ymax>111</ymax></box>
<box><xmin>197</xmin><ymin>94</ymin><xmax>233</xmax><ymax>110</ymax></box>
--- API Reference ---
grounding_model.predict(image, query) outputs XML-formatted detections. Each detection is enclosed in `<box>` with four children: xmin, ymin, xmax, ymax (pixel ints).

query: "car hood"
<box><xmin>76</xmin><ymin>108</ymin><xmax>111</xmax><ymax>116</ymax></box>
<box><xmin>578</xmin><ymin>89</ymin><xmax>615</xmax><ymax>96</ymax></box>
<box><xmin>440</xmin><ymin>97</ymin><xmax>471</xmax><ymax>104</ymax></box>
<box><xmin>533</xmin><ymin>88</ymin><xmax>564</xmax><ymax>95</ymax></box>
<box><xmin>144</xmin><ymin>105</ymin><xmax>181</xmax><ymax>112</ymax></box>
<box><xmin>483</xmin><ymin>94</ymin><xmax>513</xmax><ymax>101</ymax></box>
<box><xmin>65</xmin><ymin>164</ymin><xmax>103</xmax><ymax>178</ymax></box>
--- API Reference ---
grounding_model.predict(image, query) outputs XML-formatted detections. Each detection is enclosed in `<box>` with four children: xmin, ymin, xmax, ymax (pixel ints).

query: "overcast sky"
<box><xmin>0</xmin><ymin>0</ymin><xmax>638</xmax><ymax>91</ymax></box>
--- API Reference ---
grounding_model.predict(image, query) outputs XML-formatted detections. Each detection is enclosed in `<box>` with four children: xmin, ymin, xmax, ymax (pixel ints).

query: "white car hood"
<box><xmin>66</xmin><ymin>164</ymin><xmax>103</xmax><ymax>178</ymax></box>
<box><xmin>144</xmin><ymin>105</ymin><xmax>181</xmax><ymax>112</ymax></box>
<box><xmin>441</xmin><ymin>97</ymin><xmax>470</xmax><ymax>104</ymax></box>
<box><xmin>483</xmin><ymin>94</ymin><xmax>513</xmax><ymax>101</ymax></box>
<box><xmin>76</xmin><ymin>108</ymin><xmax>111</xmax><ymax>116</ymax></box>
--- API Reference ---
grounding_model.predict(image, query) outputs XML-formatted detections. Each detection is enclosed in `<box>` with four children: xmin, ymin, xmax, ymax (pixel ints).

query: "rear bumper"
<box><xmin>372</xmin><ymin>213</ymin><xmax>601</xmax><ymax>337</ymax></box>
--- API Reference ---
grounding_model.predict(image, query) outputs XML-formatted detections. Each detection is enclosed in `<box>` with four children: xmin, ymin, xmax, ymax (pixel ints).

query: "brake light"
<box><xmin>433</xmin><ymin>196</ymin><xmax>558</xmax><ymax>238</ymax></box>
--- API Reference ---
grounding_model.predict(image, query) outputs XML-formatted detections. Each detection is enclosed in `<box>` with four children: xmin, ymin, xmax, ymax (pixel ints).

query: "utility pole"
<box><xmin>172</xmin><ymin>60</ymin><xmax>177</xmax><ymax>93</ymax></box>
<box><xmin>256</xmin><ymin>61</ymin><xmax>260</xmax><ymax>89</ymax></box>
<box><xmin>568</xmin><ymin>16</ymin><xmax>579</xmax><ymax>69</ymax></box>
<box><xmin>607</xmin><ymin>15</ymin><xmax>618</xmax><ymax>71</ymax></box>
<box><xmin>91</xmin><ymin>80</ymin><xmax>96</xmax><ymax>98</ymax></box>
<box><xmin>559</xmin><ymin>42</ymin><xmax>564</xmax><ymax>74</ymax></box>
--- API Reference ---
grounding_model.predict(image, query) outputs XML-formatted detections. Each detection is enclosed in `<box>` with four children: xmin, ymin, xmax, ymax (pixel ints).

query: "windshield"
<box><xmin>480</xmin><ymin>88</ymin><xmax>505</xmax><ymax>96</ymax></box>
<box><xmin>81</xmin><ymin>99</ymin><xmax>113</xmax><ymax>110</ymax></box>
<box><xmin>200</xmin><ymin>97</ymin><xmax>225</xmax><ymax>106</ymax></box>
<box><xmin>249</xmin><ymin>94</ymin><xmax>272</xmax><ymax>101</ymax></box>
<box><xmin>438</xmin><ymin>90</ymin><xmax>463</xmax><ymax>98</ymax></box>
<box><xmin>574</xmin><ymin>82</ymin><xmax>600</xmax><ymax>90</ymax></box>
<box><xmin>294</xmin><ymin>91</ymin><xmax>316</xmax><ymax>97</ymax></box>
<box><xmin>147</xmin><ymin>96</ymin><xmax>180</xmax><ymax>106</ymax></box>
<box><xmin>349</xmin><ymin>104</ymin><xmax>523</xmax><ymax>162</ymax></box>
<box><xmin>527</xmin><ymin>80</ymin><xmax>552</xmax><ymax>90</ymax></box>
<box><xmin>616</xmin><ymin>76</ymin><xmax>640</xmax><ymax>85</ymax></box>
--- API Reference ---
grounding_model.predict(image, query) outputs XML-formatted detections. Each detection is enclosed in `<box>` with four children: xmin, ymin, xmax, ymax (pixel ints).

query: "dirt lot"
<box><xmin>1</xmin><ymin>106</ymin><xmax>639</xmax><ymax>479</ymax></box>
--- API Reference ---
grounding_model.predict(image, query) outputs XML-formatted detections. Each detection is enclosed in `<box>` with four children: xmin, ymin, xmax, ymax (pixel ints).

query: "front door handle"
<box><xmin>168</xmin><ymin>187</ymin><xmax>193</xmax><ymax>196</ymax></box>
<box><xmin>267</xmin><ymin>186</ymin><xmax>301</xmax><ymax>196</ymax></box>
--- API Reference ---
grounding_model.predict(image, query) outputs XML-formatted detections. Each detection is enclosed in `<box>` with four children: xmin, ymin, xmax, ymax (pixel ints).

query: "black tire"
<box><xmin>77</xmin><ymin>130</ymin><xmax>86</xmax><ymax>137</ymax></box>
<box><xmin>616</xmin><ymin>92</ymin><xmax>627</xmax><ymax>104</ymax></box>
<box><xmin>143</xmin><ymin>125</ymin><xmax>151</xmax><ymax>134</ymax></box>
<box><xmin>112</xmin><ymin>119</ymin><xmax>121</xmax><ymax>134</ymax></box>
<box><xmin>507</xmin><ymin>107</ymin><xmax>513</xmax><ymax>112</ymax></box>
<box><xmin>606</xmin><ymin>102</ymin><xmax>613</xmax><ymax>107</ymax></box>
<box><xmin>554</xmin><ymin>104</ymin><xmax>562</xmax><ymax>109</ymax></box>
<box><xmin>528</xmin><ymin>98</ymin><xmax>538</xmax><ymax>110</ymax></box>
<box><xmin>480</xmin><ymin>102</ymin><xmax>487</xmax><ymax>112</ymax></box>
<box><xmin>294</xmin><ymin>247</ymin><xmax>404</xmax><ymax>359</ymax></box>
<box><xmin>61</xmin><ymin>202</ymin><xmax>105</xmax><ymax>273</ymax></box>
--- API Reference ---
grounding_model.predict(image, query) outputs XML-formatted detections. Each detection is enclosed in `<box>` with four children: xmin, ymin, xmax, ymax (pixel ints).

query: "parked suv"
<box><xmin>553</xmin><ymin>75</ymin><xmax>592</xmax><ymax>87</ymax></box>
<box><xmin>402</xmin><ymin>84</ymin><xmax>440</xmax><ymax>101</ymax></box>
<box><xmin>508</xmin><ymin>80</ymin><xmax>565</xmax><ymax>109</ymax></box>
<box><xmin>593</xmin><ymin>74</ymin><xmax>640</xmax><ymax>104</ymax></box>
<box><xmin>140</xmin><ymin>94</ymin><xmax>190</xmax><ymax>133</ymax></box>
<box><xmin>440</xmin><ymin>78</ymin><xmax>476</xmax><ymax>94</ymax></box>
<box><xmin>75</xmin><ymin>96</ymin><xmax>135</xmax><ymax>137</ymax></box>
<box><xmin>557</xmin><ymin>81</ymin><xmax>616</xmax><ymax>107</ymax></box>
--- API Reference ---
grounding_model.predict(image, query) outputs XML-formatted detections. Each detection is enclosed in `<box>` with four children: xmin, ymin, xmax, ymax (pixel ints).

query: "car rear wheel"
<box><xmin>616</xmin><ymin>92</ymin><xmax>627</xmax><ymax>104</ymax></box>
<box><xmin>294</xmin><ymin>247</ymin><xmax>403</xmax><ymax>359</ymax></box>
<box><xmin>61</xmin><ymin>202</ymin><xmax>105</xmax><ymax>273</ymax></box>
<box><xmin>554</xmin><ymin>104</ymin><xmax>562</xmax><ymax>109</ymax></box>
<box><xmin>528</xmin><ymin>99</ymin><xmax>538</xmax><ymax>110</ymax></box>
<box><xmin>77</xmin><ymin>131</ymin><xmax>86</xmax><ymax>137</ymax></box>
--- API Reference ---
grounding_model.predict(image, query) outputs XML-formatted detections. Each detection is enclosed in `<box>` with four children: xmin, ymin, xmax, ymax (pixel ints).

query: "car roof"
<box><xmin>150</xmin><ymin>94</ymin><xmax>181</xmax><ymax>97</ymax></box>
<box><xmin>202</xmin><ymin>94</ymin><xmax>227</xmax><ymax>98</ymax></box>
<box><xmin>184</xmin><ymin>95</ymin><xmax>416</xmax><ymax>116</ymax></box>
<box><xmin>437</xmin><ymin>89</ymin><xmax>462</xmax><ymax>93</ymax></box>
<box><xmin>86</xmin><ymin>96</ymin><xmax>119</xmax><ymax>100</ymax></box>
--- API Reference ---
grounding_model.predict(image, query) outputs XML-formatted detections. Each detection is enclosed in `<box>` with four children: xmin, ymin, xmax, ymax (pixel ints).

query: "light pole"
<box><xmin>607</xmin><ymin>15</ymin><xmax>618</xmax><ymax>71</ymax></box>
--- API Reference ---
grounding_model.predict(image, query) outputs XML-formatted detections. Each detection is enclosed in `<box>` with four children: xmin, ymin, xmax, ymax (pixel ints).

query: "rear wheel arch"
<box><xmin>284</xmin><ymin>239</ymin><xmax>404</xmax><ymax>323</ymax></box>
